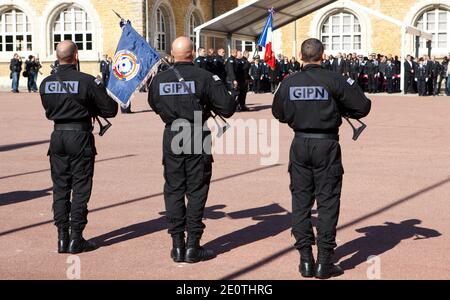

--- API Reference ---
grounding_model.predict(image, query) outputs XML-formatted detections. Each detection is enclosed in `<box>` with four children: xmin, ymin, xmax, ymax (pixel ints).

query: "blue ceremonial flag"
<box><xmin>107</xmin><ymin>21</ymin><xmax>161</xmax><ymax>108</ymax></box>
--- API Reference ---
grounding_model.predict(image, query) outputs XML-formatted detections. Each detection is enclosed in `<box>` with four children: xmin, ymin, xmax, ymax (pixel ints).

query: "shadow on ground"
<box><xmin>335</xmin><ymin>219</ymin><xmax>441</xmax><ymax>270</ymax></box>
<box><xmin>0</xmin><ymin>187</ymin><xmax>52</xmax><ymax>206</ymax></box>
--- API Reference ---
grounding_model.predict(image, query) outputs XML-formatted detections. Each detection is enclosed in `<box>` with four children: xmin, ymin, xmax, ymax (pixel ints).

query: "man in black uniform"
<box><xmin>148</xmin><ymin>37</ymin><xmax>235</xmax><ymax>264</ymax></box>
<box><xmin>415</xmin><ymin>58</ymin><xmax>429</xmax><ymax>96</ymax></box>
<box><xmin>100</xmin><ymin>54</ymin><xmax>110</xmax><ymax>84</ymax></box>
<box><xmin>250</xmin><ymin>56</ymin><xmax>264</xmax><ymax>94</ymax></box>
<box><xmin>225</xmin><ymin>49</ymin><xmax>239</xmax><ymax>92</ymax></box>
<box><xmin>348</xmin><ymin>55</ymin><xmax>360</xmax><ymax>82</ymax></box>
<box><xmin>212</xmin><ymin>48</ymin><xmax>226</xmax><ymax>83</ymax></box>
<box><xmin>194</xmin><ymin>47</ymin><xmax>210</xmax><ymax>71</ymax></box>
<box><xmin>236</xmin><ymin>50</ymin><xmax>251</xmax><ymax>111</ymax></box>
<box><xmin>385</xmin><ymin>59</ymin><xmax>396</xmax><ymax>94</ymax></box>
<box><xmin>272</xmin><ymin>39</ymin><xmax>371</xmax><ymax>279</ymax></box>
<box><xmin>404</xmin><ymin>55</ymin><xmax>415</xmax><ymax>94</ymax></box>
<box><xmin>40</xmin><ymin>41</ymin><xmax>118</xmax><ymax>254</ymax></box>
<box><xmin>366</xmin><ymin>55</ymin><xmax>379</xmax><ymax>94</ymax></box>
<box><xmin>430</xmin><ymin>56</ymin><xmax>441</xmax><ymax>96</ymax></box>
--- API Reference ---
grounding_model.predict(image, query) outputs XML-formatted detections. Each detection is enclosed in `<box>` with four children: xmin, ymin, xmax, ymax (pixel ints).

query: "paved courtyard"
<box><xmin>0</xmin><ymin>91</ymin><xmax>449</xmax><ymax>279</ymax></box>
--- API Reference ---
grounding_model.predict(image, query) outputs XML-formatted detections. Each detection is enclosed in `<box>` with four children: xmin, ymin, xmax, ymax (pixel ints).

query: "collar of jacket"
<box><xmin>174</xmin><ymin>62</ymin><xmax>194</xmax><ymax>66</ymax></box>
<box><xmin>58</xmin><ymin>64</ymin><xmax>77</xmax><ymax>71</ymax></box>
<box><xmin>303</xmin><ymin>64</ymin><xmax>322</xmax><ymax>71</ymax></box>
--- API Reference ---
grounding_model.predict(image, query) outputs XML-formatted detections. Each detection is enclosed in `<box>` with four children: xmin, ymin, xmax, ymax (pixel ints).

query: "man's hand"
<box><xmin>233</xmin><ymin>80</ymin><xmax>238</xmax><ymax>89</ymax></box>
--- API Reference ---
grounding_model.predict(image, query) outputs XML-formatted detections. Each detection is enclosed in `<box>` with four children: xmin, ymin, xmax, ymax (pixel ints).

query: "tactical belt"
<box><xmin>54</xmin><ymin>123</ymin><xmax>93</xmax><ymax>132</ymax></box>
<box><xmin>295</xmin><ymin>132</ymin><xmax>339</xmax><ymax>141</ymax></box>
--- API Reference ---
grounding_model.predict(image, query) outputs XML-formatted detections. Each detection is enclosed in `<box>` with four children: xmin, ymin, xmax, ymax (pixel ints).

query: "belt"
<box><xmin>295</xmin><ymin>132</ymin><xmax>339</xmax><ymax>141</ymax></box>
<box><xmin>54</xmin><ymin>123</ymin><xmax>93</xmax><ymax>132</ymax></box>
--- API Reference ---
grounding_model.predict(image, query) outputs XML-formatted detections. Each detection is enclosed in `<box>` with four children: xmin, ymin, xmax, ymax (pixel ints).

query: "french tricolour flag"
<box><xmin>257</xmin><ymin>9</ymin><xmax>276</xmax><ymax>70</ymax></box>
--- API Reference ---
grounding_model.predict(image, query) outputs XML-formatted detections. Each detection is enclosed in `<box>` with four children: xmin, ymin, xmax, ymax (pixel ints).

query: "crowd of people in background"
<box><xmin>7</xmin><ymin>47</ymin><xmax>450</xmax><ymax>99</ymax></box>
<box><xmin>9</xmin><ymin>53</ymin><xmax>42</xmax><ymax>93</ymax></box>
<box><xmin>190</xmin><ymin>48</ymin><xmax>450</xmax><ymax>100</ymax></box>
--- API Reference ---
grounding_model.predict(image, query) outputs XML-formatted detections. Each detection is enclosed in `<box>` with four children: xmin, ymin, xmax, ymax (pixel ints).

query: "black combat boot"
<box><xmin>185</xmin><ymin>234</ymin><xmax>215</xmax><ymax>263</ymax></box>
<box><xmin>315</xmin><ymin>248</ymin><xmax>344</xmax><ymax>279</ymax></box>
<box><xmin>57</xmin><ymin>227</ymin><xmax>70</xmax><ymax>254</ymax></box>
<box><xmin>68</xmin><ymin>231</ymin><xmax>97</xmax><ymax>254</ymax></box>
<box><xmin>171</xmin><ymin>234</ymin><xmax>186</xmax><ymax>263</ymax></box>
<box><xmin>298</xmin><ymin>246</ymin><xmax>315</xmax><ymax>278</ymax></box>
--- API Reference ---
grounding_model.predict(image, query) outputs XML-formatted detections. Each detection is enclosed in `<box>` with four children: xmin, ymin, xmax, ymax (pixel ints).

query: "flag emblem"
<box><xmin>112</xmin><ymin>50</ymin><xmax>140</xmax><ymax>81</ymax></box>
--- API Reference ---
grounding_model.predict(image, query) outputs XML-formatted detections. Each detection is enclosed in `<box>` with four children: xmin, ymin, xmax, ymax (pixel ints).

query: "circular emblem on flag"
<box><xmin>112</xmin><ymin>50</ymin><xmax>140</xmax><ymax>81</ymax></box>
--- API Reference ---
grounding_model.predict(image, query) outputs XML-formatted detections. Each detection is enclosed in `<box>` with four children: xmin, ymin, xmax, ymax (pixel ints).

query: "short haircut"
<box><xmin>301</xmin><ymin>38</ymin><xmax>324</xmax><ymax>63</ymax></box>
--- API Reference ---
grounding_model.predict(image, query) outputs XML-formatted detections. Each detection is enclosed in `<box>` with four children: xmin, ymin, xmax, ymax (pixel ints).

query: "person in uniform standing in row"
<box><xmin>148</xmin><ymin>37</ymin><xmax>236</xmax><ymax>264</ymax></box>
<box><xmin>225</xmin><ymin>49</ymin><xmax>239</xmax><ymax>92</ymax></box>
<box><xmin>195</xmin><ymin>47</ymin><xmax>210</xmax><ymax>71</ymax></box>
<box><xmin>250</xmin><ymin>56</ymin><xmax>264</xmax><ymax>94</ymax></box>
<box><xmin>40</xmin><ymin>41</ymin><xmax>118</xmax><ymax>254</ymax></box>
<box><xmin>211</xmin><ymin>48</ymin><xmax>227</xmax><ymax>83</ymax></box>
<box><xmin>236</xmin><ymin>50</ymin><xmax>251</xmax><ymax>111</ymax></box>
<box><xmin>272</xmin><ymin>38</ymin><xmax>371</xmax><ymax>279</ymax></box>
<box><xmin>385</xmin><ymin>59</ymin><xmax>396</xmax><ymax>94</ymax></box>
<box><xmin>415</xmin><ymin>58</ymin><xmax>429</xmax><ymax>96</ymax></box>
<box><xmin>366</xmin><ymin>55</ymin><xmax>379</xmax><ymax>94</ymax></box>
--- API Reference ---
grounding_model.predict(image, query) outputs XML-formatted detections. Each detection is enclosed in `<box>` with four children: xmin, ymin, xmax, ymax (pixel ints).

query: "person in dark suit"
<box><xmin>321</xmin><ymin>55</ymin><xmax>332</xmax><ymax>71</ymax></box>
<box><xmin>366</xmin><ymin>55</ymin><xmax>379</xmax><ymax>94</ymax></box>
<box><xmin>288</xmin><ymin>57</ymin><xmax>301</xmax><ymax>74</ymax></box>
<box><xmin>250</xmin><ymin>57</ymin><xmax>264</xmax><ymax>93</ymax></box>
<box><xmin>393</xmin><ymin>55</ymin><xmax>401</xmax><ymax>93</ymax></box>
<box><xmin>404</xmin><ymin>55</ymin><xmax>415</xmax><ymax>94</ymax></box>
<box><xmin>348</xmin><ymin>54</ymin><xmax>360</xmax><ymax>82</ymax></box>
<box><xmin>385</xmin><ymin>59</ymin><xmax>396</xmax><ymax>94</ymax></box>
<box><xmin>331</xmin><ymin>53</ymin><xmax>346</xmax><ymax>76</ymax></box>
<box><xmin>9</xmin><ymin>53</ymin><xmax>22</xmax><ymax>93</ymax></box>
<box><xmin>430</xmin><ymin>56</ymin><xmax>441</xmax><ymax>96</ymax></box>
<box><xmin>424</xmin><ymin>55</ymin><xmax>433</xmax><ymax>95</ymax></box>
<box><xmin>436</xmin><ymin>56</ymin><xmax>448</xmax><ymax>96</ymax></box>
<box><xmin>415</xmin><ymin>58</ymin><xmax>429</xmax><ymax>96</ymax></box>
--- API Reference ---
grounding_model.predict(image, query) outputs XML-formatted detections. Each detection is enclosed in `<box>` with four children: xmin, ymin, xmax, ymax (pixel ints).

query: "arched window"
<box><xmin>155</xmin><ymin>8</ymin><xmax>167</xmax><ymax>52</ymax></box>
<box><xmin>320</xmin><ymin>11</ymin><xmax>361</xmax><ymax>52</ymax></box>
<box><xmin>52</xmin><ymin>6</ymin><xmax>92</xmax><ymax>51</ymax></box>
<box><xmin>188</xmin><ymin>11</ymin><xmax>203</xmax><ymax>47</ymax></box>
<box><xmin>0</xmin><ymin>8</ymin><xmax>32</xmax><ymax>52</ymax></box>
<box><xmin>415</xmin><ymin>7</ymin><xmax>449</xmax><ymax>52</ymax></box>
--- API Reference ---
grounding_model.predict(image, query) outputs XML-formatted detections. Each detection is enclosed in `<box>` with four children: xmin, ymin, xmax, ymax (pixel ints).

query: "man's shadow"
<box><xmin>335</xmin><ymin>219</ymin><xmax>441</xmax><ymax>271</ymax></box>
<box><xmin>0</xmin><ymin>187</ymin><xmax>52</xmax><ymax>206</ymax></box>
<box><xmin>204</xmin><ymin>203</ymin><xmax>317</xmax><ymax>256</ymax></box>
<box><xmin>91</xmin><ymin>205</ymin><xmax>227</xmax><ymax>247</ymax></box>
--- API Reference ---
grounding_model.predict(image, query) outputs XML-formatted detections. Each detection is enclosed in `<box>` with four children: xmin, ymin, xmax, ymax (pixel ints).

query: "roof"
<box><xmin>195</xmin><ymin>0</ymin><xmax>336</xmax><ymax>39</ymax></box>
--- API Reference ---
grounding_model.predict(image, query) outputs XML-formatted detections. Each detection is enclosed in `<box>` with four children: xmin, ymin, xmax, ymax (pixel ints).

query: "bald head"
<box><xmin>171</xmin><ymin>36</ymin><xmax>194</xmax><ymax>62</ymax></box>
<box><xmin>56</xmin><ymin>40</ymin><xmax>78</xmax><ymax>64</ymax></box>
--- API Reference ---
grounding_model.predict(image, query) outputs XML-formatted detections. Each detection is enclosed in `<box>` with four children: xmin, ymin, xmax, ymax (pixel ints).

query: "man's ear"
<box><xmin>74</xmin><ymin>52</ymin><xmax>79</xmax><ymax>64</ymax></box>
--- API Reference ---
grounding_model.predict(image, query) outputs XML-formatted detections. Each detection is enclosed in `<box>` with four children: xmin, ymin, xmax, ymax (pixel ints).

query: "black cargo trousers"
<box><xmin>289</xmin><ymin>135</ymin><xmax>344</xmax><ymax>251</ymax></box>
<box><xmin>162</xmin><ymin>125</ymin><xmax>213</xmax><ymax>238</ymax></box>
<box><xmin>48</xmin><ymin>126</ymin><xmax>96</xmax><ymax>234</ymax></box>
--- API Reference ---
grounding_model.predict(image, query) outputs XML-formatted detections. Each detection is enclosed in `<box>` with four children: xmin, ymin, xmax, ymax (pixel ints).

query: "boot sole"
<box><xmin>185</xmin><ymin>256</ymin><xmax>215</xmax><ymax>264</ymax></box>
<box><xmin>315</xmin><ymin>271</ymin><xmax>344</xmax><ymax>280</ymax></box>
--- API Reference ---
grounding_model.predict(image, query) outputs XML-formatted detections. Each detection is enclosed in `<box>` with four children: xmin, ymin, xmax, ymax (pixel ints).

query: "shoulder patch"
<box><xmin>346</xmin><ymin>78</ymin><xmax>355</xmax><ymax>86</ymax></box>
<box><xmin>95</xmin><ymin>78</ymin><xmax>102</xmax><ymax>86</ymax></box>
<box><xmin>212</xmin><ymin>75</ymin><xmax>221</xmax><ymax>82</ymax></box>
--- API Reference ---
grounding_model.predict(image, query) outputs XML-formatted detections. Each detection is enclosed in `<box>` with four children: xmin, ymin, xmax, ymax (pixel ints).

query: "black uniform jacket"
<box><xmin>272</xmin><ymin>64</ymin><xmax>371</xmax><ymax>133</ymax></box>
<box><xmin>148</xmin><ymin>62</ymin><xmax>235</xmax><ymax>125</ymax></box>
<box><xmin>40</xmin><ymin>64</ymin><xmax>118</xmax><ymax>122</ymax></box>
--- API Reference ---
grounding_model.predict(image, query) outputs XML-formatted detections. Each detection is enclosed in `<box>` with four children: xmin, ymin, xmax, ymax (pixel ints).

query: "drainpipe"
<box><xmin>212</xmin><ymin>0</ymin><xmax>216</xmax><ymax>18</ymax></box>
<box><xmin>145</xmin><ymin>0</ymin><xmax>149</xmax><ymax>42</ymax></box>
